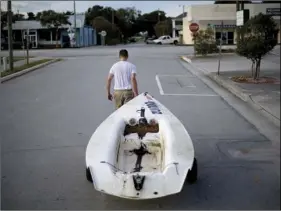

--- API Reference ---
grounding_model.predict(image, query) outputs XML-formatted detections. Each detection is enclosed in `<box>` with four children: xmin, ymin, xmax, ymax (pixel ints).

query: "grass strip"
<box><xmin>1</xmin><ymin>58</ymin><xmax>53</xmax><ymax>77</ymax></box>
<box><xmin>0</xmin><ymin>56</ymin><xmax>35</xmax><ymax>64</ymax></box>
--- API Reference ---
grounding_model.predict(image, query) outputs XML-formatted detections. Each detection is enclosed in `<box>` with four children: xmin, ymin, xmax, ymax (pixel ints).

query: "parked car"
<box><xmin>153</xmin><ymin>35</ymin><xmax>179</xmax><ymax>45</ymax></box>
<box><xmin>145</xmin><ymin>36</ymin><xmax>157</xmax><ymax>44</ymax></box>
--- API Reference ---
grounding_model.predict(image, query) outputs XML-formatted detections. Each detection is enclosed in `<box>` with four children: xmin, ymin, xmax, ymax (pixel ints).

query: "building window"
<box><xmin>175</xmin><ymin>20</ymin><xmax>183</xmax><ymax>25</ymax></box>
<box><xmin>38</xmin><ymin>29</ymin><xmax>51</xmax><ymax>41</ymax></box>
<box><xmin>228</xmin><ymin>32</ymin><xmax>234</xmax><ymax>44</ymax></box>
<box><xmin>215</xmin><ymin>31</ymin><xmax>234</xmax><ymax>45</ymax></box>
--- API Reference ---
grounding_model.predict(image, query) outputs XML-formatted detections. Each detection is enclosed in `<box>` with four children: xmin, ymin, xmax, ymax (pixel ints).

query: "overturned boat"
<box><xmin>85</xmin><ymin>92</ymin><xmax>197</xmax><ymax>199</ymax></box>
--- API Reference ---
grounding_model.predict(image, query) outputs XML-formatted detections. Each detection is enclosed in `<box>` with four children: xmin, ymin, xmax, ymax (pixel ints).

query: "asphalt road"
<box><xmin>1</xmin><ymin>44</ymin><xmax>280</xmax><ymax>210</ymax></box>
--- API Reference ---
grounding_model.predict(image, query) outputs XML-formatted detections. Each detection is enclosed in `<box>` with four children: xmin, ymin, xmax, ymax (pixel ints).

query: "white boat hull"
<box><xmin>85</xmin><ymin>92</ymin><xmax>197</xmax><ymax>199</ymax></box>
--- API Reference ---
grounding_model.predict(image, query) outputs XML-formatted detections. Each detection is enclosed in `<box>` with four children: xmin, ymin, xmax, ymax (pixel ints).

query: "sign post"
<box><xmin>100</xmin><ymin>30</ymin><xmax>107</xmax><ymax>46</ymax></box>
<box><xmin>189</xmin><ymin>23</ymin><xmax>199</xmax><ymax>56</ymax></box>
<box><xmin>236</xmin><ymin>9</ymin><xmax>249</xmax><ymax>42</ymax></box>
<box><xmin>26</xmin><ymin>29</ymin><xmax>30</xmax><ymax>65</ymax></box>
<box><xmin>217</xmin><ymin>21</ymin><xmax>224</xmax><ymax>76</ymax></box>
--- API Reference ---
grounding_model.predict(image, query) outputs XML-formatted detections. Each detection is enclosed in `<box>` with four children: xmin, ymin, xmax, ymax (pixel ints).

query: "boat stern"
<box><xmin>90</xmin><ymin>163</ymin><xmax>189</xmax><ymax>200</ymax></box>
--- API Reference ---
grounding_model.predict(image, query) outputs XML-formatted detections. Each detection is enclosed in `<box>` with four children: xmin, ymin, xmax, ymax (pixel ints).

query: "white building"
<box><xmin>182</xmin><ymin>3</ymin><xmax>281</xmax><ymax>45</ymax></box>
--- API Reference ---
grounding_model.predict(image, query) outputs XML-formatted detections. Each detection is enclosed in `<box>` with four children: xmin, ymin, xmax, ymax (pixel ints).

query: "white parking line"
<box><xmin>162</xmin><ymin>93</ymin><xmax>218</xmax><ymax>96</ymax></box>
<box><xmin>159</xmin><ymin>74</ymin><xmax>196</xmax><ymax>78</ymax></box>
<box><xmin>155</xmin><ymin>75</ymin><xmax>164</xmax><ymax>95</ymax></box>
<box><xmin>155</xmin><ymin>74</ymin><xmax>218</xmax><ymax>97</ymax></box>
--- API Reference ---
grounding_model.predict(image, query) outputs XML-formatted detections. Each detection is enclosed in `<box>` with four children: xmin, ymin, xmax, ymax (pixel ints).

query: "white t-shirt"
<box><xmin>109</xmin><ymin>61</ymin><xmax>137</xmax><ymax>90</ymax></box>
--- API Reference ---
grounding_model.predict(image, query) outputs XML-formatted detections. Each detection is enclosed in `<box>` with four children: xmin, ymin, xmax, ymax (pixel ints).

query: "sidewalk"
<box><xmin>181</xmin><ymin>53</ymin><xmax>280</xmax><ymax>127</ymax></box>
<box><xmin>270</xmin><ymin>45</ymin><xmax>280</xmax><ymax>56</ymax></box>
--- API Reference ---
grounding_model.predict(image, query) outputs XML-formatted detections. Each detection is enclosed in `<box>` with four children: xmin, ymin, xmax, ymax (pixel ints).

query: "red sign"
<box><xmin>189</xmin><ymin>23</ymin><xmax>199</xmax><ymax>32</ymax></box>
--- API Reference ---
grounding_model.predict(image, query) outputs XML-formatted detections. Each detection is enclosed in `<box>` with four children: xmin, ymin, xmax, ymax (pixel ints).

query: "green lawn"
<box><xmin>1</xmin><ymin>58</ymin><xmax>54</xmax><ymax>77</ymax></box>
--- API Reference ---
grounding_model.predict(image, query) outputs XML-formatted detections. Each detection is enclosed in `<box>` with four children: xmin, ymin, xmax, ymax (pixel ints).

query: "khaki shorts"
<box><xmin>113</xmin><ymin>89</ymin><xmax>134</xmax><ymax>109</ymax></box>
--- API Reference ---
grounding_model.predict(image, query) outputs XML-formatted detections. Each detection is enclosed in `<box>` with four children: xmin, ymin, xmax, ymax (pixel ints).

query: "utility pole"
<box><xmin>26</xmin><ymin>29</ymin><xmax>29</xmax><ymax>64</ymax></box>
<box><xmin>7</xmin><ymin>0</ymin><xmax>13</xmax><ymax>71</ymax></box>
<box><xmin>158</xmin><ymin>8</ymin><xmax>160</xmax><ymax>22</ymax></box>
<box><xmin>73</xmin><ymin>0</ymin><xmax>77</xmax><ymax>47</ymax></box>
<box><xmin>236</xmin><ymin>0</ymin><xmax>240</xmax><ymax>40</ymax></box>
<box><xmin>241</xmin><ymin>1</ymin><xmax>244</xmax><ymax>10</ymax></box>
<box><xmin>111</xmin><ymin>9</ymin><xmax>114</xmax><ymax>30</ymax></box>
<box><xmin>217</xmin><ymin>20</ymin><xmax>224</xmax><ymax>75</ymax></box>
<box><xmin>0</xmin><ymin>0</ymin><xmax>2</xmax><ymax>51</ymax></box>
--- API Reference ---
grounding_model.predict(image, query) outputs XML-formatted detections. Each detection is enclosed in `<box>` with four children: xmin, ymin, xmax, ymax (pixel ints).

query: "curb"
<box><xmin>1</xmin><ymin>58</ymin><xmax>61</xmax><ymax>83</ymax></box>
<box><xmin>269</xmin><ymin>52</ymin><xmax>280</xmax><ymax>56</ymax></box>
<box><xmin>180</xmin><ymin>56</ymin><xmax>280</xmax><ymax>128</ymax></box>
<box><xmin>180</xmin><ymin>52</ymin><xmax>236</xmax><ymax>64</ymax></box>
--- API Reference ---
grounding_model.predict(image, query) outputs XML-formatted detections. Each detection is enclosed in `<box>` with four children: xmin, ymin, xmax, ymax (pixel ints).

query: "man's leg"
<box><xmin>123</xmin><ymin>90</ymin><xmax>134</xmax><ymax>104</ymax></box>
<box><xmin>113</xmin><ymin>90</ymin><xmax>123</xmax><ymax>109</ymax></box>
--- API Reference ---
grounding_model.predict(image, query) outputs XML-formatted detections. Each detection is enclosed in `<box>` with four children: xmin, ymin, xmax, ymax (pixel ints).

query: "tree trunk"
<box><xmin>256</xmin><ymin>59</ymin><xmax>261</xmax><ymax>79</ymax></box>
<box><xmin>254</xmin><ymin>59</ymin><xmax>259</xmax><ymax>80</ymax></box>
<box><xmin>251</xmin><ymin>60</ymin><xmax>255</xmax><ymax>77</ymax></box>
<box><xmin>56</xmin><ymin>28</ymin><xmax>59</xmax><ymax>48</ymax></box>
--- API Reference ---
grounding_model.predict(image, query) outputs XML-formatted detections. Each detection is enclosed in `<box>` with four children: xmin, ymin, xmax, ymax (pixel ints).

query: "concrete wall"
<box><xmin>186</xmin><ymin>4</ymin><xmax>237</xmax><ymax>21</ymax></box>
<box><xmin>183</xmin><ymin>3</ymin><xmax>281</xmax><ymax>45</ymax></box>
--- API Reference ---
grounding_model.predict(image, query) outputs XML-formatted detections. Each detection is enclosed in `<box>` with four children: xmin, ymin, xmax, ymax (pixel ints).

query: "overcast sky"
<box><xmin>1</xmin><ymin>1</ymin><xmax>212</xmax><ymax>17</ymax></box>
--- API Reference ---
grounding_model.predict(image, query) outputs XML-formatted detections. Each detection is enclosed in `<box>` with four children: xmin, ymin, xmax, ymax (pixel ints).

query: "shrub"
<box><xmin>192</xmin><ymin>27</ymin><xmax>218</xmax><ymax>56</ymax></box>
<box><xmin>154</xmin><ymin>19</ymin><xmax>172</xmax><ymax>38</ymax></box>
<box><xmin>236</xmin><ymin>13</ymin><xmax>279</xmax><ymax>79</ymax></box>
<box><xmin>106</xmin><ymin>38</ymin><xmax>120</xmax><ymax>45</ymax></box>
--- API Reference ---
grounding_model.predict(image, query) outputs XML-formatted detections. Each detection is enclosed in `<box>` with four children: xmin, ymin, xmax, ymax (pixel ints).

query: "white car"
<box><xmin>153</xmin><ymin>35</ymin><xmax>179</xmax><ymax>45</ymax></box>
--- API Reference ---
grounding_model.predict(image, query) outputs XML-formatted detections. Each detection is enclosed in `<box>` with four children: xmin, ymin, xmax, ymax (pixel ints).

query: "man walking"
<box><xmin>106</xmin><ymin>49</ymin><xmax>139</xmax><ymax>109</ymax></box>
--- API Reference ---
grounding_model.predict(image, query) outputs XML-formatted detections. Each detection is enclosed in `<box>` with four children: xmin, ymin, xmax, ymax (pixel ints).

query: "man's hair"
<box><xmin>119</xmin><ymin>49</ymin><xmax>128</xmax><ymax>58</ymax></box>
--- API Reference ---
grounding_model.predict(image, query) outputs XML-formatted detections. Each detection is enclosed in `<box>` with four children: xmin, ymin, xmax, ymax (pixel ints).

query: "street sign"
<box><xmin>266</xmin><ymin>8</ymin><xmax>281</xmax><ymax>16</ymax></box>
<box><xmin>236</xmin><ymin>9</ymin><xmax>250</xmax><ymax>26</ymax></box>
<box><xmin>100</xmin><ymin>30</ymin><xmax>107</xmax><ymax>37</ymax></box>
<box><xmin>189</xmin><ymin>23</ymin><xmax>199</xmax><ymax>33</ymax></box>
<box><xmin>236</xmin><ymin>10</ymin><xmax>244</xmax><ymax>26</ymax></box>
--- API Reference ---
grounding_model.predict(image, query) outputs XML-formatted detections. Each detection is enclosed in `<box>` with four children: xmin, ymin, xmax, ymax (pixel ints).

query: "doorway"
<box><xmin>23</xmin><ymin>30</ymin><xmax>38</xmax><ymax>48</ymax></box>
<box><xmin>215</xmin><ymin>31</ymin><xmax>234</xmax><ymax>45</ymax></box>
<box><xmin>29</xmin><ymin>35</ymin><xmax>37</xmax><ymax>48</ymax></box>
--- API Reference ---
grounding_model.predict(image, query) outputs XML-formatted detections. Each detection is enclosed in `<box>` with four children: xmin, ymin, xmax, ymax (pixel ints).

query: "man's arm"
<box><xmin>106</xmin><ymin>73</ymin><xmax>114</xmax><ymax>95</ymax></box>
<box><xmin>131</xmin><ymin>73</ymin><xmax>139</xmax><ymax>97</ymax></box>
<box><xmin>106</xmin><ymin>66</ymin><xmax>114</xmax><ymax>101</ymax></box>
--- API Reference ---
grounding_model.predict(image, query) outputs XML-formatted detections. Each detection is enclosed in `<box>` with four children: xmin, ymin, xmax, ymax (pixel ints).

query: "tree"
<box><xmin>115</xmin><ymin>7</ymin><xmax>141</xmax><ymax>39</ymax></box>
<box><xmin>35</xmin><ymin>12</ymin><xmax>42</xmax><ymax>20</ymax></box>
<box><xmin>92</xmin><ymin>16</ymin><xmax>121</xmax><ymax>45</ymax></box>
<box><xmin>65</xmin><ymin>11</ymin><xmax>74</xmax><ymax>15</ymax></box>
<box><xmin>136</xmin><ymin>10</ymin><xmax>167</xmax><ymax>37</ymax></box>
<box><xmin>192</xmin><ymin>27</ymin><xmax>218</xmax><ymax>56</ymax></box>
<box><xmin>85</xmin><ymin>5</ymin><xmax>111</xmax><ymax>26</ymax></box>
<box><xmin>13</xmin><ymin>13</ymin><xmax>25</xmax><ymax>21</ymax></box>
<box><xmin>85</xmin><ymin>5</ymin><xmax>142</xmax><ymax>42</ymax></box>
<box><xmin>140</xmin><ymin>10</ymin><xmax>166</xmax><ymax>23</ymax></box>
<box><xmin>27</xmin><ymin>12</ymin><xmax>36</xmax><ymax>20</ymax></box>
<box><xmin>116</xmin><ymin>7</ymin><xmax>141</xmax><ymax>24</ymax></box>
<box><xmin>84</xmin><ymin>6</ymin><xmax>169</xmax><ymax>41</ymax></box>
<box><xmin>236</xmin><ymin>13</ymin><xmax>279</xmax><ymax>80</ymax></box>
<box><xmin>85</xmin><ymin>5</ymin><xmax>121</xmax><ymax>43</ymax></box>
<box><xmin>1</xmin><ymin>11</ymin><xmax>24</xmax><ymax>32</ymax></box>
<box><xmin>154</xmin><ymin>19</ymin><xmax>172</xmax><ymax>37</ymax></box>
<box><xmin>37</xmin><ymin>10</ymin><xmax>71</xmax><ymax>48</ymax></box>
